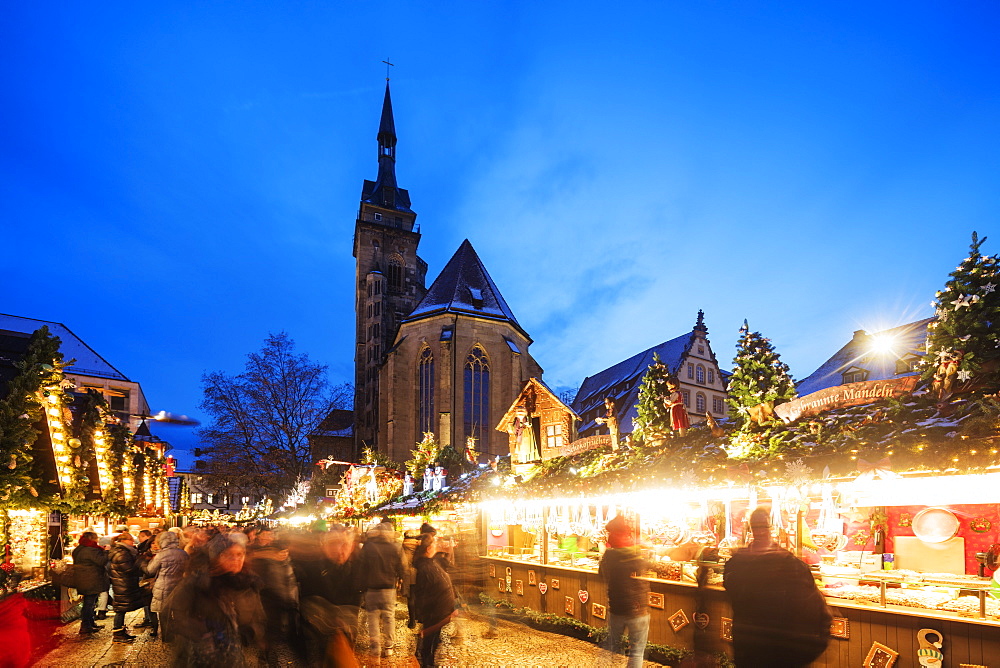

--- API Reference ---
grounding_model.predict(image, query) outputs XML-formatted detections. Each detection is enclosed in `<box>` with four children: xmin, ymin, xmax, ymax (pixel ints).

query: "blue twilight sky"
<box><xmin>2</xmin><ymin>3</ymin><xmax>998</xmax><ymax>465</ymax></box>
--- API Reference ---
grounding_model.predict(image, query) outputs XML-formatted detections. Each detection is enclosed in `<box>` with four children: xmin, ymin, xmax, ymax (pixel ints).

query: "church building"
<box><xmin>353</xmin><ymin>83</ymin><xmax>542</xmax><ymax>463</ymax></box>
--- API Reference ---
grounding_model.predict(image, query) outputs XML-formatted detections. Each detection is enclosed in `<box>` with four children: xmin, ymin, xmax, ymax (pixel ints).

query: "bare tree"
<box><xmin>197</xmin><ymin>333</ymin><xmax>351</xmax><ymax>497</ymax></box>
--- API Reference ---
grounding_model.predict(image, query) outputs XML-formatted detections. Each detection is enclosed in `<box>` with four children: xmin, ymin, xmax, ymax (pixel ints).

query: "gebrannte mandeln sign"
<box><xmin>774</xmin><ymin>376</ymin><xmax>920</xmax><ymax>423</ymax></box>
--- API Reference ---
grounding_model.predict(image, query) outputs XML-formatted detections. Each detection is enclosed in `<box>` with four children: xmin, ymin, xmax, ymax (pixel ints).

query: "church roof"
<box><xmin>796</xmin><ymin>317</ymin><xmax>933</xmax><ymax>396</ymax></box>
<box><xmin>0</xmin><ymin>313</ymin><xmax>132</xmax><ymax>382</ymax></box>
<box><xmin>404</xmin><ymin>239</ymin><xmax>528</xmax><ymax>338</ymax></box>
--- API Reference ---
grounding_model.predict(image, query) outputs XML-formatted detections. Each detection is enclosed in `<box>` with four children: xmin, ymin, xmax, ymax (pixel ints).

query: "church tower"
<box><xmin>353</xmin><ymin>82</ymin><xmax>427</xmax><ymax>454</ymax></box>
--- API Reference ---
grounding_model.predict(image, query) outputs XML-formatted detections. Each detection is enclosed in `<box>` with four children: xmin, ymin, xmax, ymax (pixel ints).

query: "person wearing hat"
<box><xmin>161</xmin><ymin>532</ymin><xmax>266</xmax><ymax>663</ymax></box>
<box><xmin>599</xmin><ymin>516</ymin><xmax>650</xmax><ymax>668</ymax></box>
<box><xmin>723</xmin><ymin>507</ymin><xmax>832</xmax><ymax>667</ymax></box>
<box><xmin>72</xmin><ymin>531</ymin><xmax>109</xmax><ymax>635</ymax></box>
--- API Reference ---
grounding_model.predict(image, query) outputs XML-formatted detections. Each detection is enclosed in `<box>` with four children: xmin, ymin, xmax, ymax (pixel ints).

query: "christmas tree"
<box><xmin>728</xmin><ymin>320</ymin><xmax>797</xmax><ymax>426</ymax></box>
<box><xmin>632</xmin><ymin>353</ymin><xmax>672</xmax><ymax>444</ymax></box>
<box><xmin>922</xmin><ymin>232</ymin><xmax>1000</xmax><ymax>397</ymax></box>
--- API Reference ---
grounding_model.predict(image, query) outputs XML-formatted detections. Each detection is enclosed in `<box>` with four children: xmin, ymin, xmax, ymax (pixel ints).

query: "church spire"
<box><xmin>377</xmin><ymin>82</ymin><xmax>396</xmax><ymax>162</ymax></box>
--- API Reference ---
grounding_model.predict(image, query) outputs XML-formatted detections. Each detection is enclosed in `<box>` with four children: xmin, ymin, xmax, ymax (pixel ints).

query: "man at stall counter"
<box><xmin>724</xmin><ymin>507</ymin><xmax>832</xmax><ymax>667</ymax></box>
<box><xmin>598</xmin><ymin>515</ymin><xmax>650</xmax><ymax>668</ymax></box>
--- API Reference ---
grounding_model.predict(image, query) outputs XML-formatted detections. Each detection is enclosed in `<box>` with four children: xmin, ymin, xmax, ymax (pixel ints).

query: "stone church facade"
<box><xmin>353</xmin><ymin>83</ymin><xmax>541</xmax><ymax>463</ymax></box>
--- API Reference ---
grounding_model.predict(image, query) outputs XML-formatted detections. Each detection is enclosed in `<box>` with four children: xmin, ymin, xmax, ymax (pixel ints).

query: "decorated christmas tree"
<box><xmin>728</xmin><ymin>320</ymin><xmax>797</xmax><ymax>426</ymax></box>
<box><xmin>922</xmin><ymin>232</ymin><xmax>1000</xmax><ymax>397</ymax></box>
<box><xmin>632</xmin><ymin>353</ymin><xmax>672</xmax><ymax>444</ymax></box>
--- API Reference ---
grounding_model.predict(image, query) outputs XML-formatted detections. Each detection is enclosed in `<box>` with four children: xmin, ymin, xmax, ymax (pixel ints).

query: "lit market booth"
<box><xmin>480</xmin><ymin>384</ymin><xmax>1000</xmax><ymax>665</ymax></box>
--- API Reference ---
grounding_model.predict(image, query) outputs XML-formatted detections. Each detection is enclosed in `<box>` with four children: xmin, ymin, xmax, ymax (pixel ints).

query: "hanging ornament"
<box><xmin>73</xmin><ymin>455</ymin><xmax>81</xmax><ymax>467</ymax></box>
<box><xmin>29</xmin><ymin>486</ymin><xmax>38</xmax><ymax>497</ymax></box>
<box><xmin>7</xmin><ymin>456</ymin><xmax>15</xmax><ymax>469</ymax></box>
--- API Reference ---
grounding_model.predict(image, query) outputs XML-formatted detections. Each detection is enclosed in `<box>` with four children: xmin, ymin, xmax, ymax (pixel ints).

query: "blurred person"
<box><xmin>724</xmin><ymin>507</ymin><xmax>831</xmax><ymax>667</ymax></box>
<box><xmin>250</xmin><ymin>537</ymin><xmax>299</xmax><ymax>654</ymax></box>
<box><xmin>599</xmin><ymin>516</ymin><xmax>649</xmax><ymax>668</ymax></box>
<box><xmin>95</xmin><ymin>533</ymin><xmax>114</xmax><ymax>619</ymax></box>
<box><xmin>300</xmin><ymin>526</ymin><xmax>364</xmax><ymax>667</ymax></box>
<box><xmin>108</xmin><ymin>532</ymin><xmax>150</xmax><ymax>643</ymax></box>
<box><xmin>161</xmin><ymin>532</ymin><xmax>266</xmax><ymax>666</ymax></box>
<box><xmin>183</xmin><ymin>526</ymin><xmax>209</xmax><ymax>556</ymax></box>
<box><xmin>401</xmin><ymin>530</ymin><xmax>420</xmax><ymax>628</ymax></box>
<box><xmin>72</xmin><ymin>531</ymin><xmax>109</xmax><ymax>635</ymax></box>
<box><xmin>358</xmin><ymin>520</ymin><xmax>404</xmax><ymax>658</ymax></box>
<box><xmin>143</xmin><ymin>530</ymin><xmax>189</xmax><ymax>639</ymax></box>
<box><xmin>411</xmin><ymin>533</ymin><xmax>456</xmax><ymax>668</ymax></box>
<box><xmin>252</xmin><ymin>527</ymin><xmax>275</xmax><ymax>552</ymax></box>
<box><xmin>136</xmin><ymin>530</ymin><xmax>154</xmax><ymax>555</ymax></box>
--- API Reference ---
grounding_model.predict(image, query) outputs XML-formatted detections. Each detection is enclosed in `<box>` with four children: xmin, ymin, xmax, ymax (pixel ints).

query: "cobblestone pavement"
<box><xmin>32</xmin><ymin>604</ymin><xmax>666</xmax><ymax>667</ymax></box>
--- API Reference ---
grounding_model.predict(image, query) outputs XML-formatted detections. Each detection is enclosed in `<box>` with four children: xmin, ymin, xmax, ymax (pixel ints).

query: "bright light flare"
<box><xmin>868</xmin><ymin>332</ymin><xmax>900</xmax><ymax>356</ymax></box>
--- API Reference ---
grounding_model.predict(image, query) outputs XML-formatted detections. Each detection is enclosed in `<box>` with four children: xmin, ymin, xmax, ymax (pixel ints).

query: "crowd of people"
<box><xmin>70</xmin><ymin>518</ymin><xmax>485</xmax><ymax>667</ymax></box>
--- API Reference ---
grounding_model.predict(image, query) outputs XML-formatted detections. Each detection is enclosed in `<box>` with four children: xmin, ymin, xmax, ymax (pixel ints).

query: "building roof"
<box><xmin>0</xmin><ymin>313</ymin><xmax>132</xmax><ymax>382</ymax></box>
<box><xmin>404</xmin><ymin>239</ymin><xmax>528</xmax><ymax>339</ymax></box>
<box><xmin>571</xmin><ymin>313</ymin><xmax>729</xmax><ymax>435</ymax></box>
<box><xmin>795</xmin><ymin>317</ymin><xmax>934</xmax><ymax>396</ymax></box>
<box><xmin>496</xmin><ymin>377</ymin><xmax>580</xmax><ymax>432</ymax></box>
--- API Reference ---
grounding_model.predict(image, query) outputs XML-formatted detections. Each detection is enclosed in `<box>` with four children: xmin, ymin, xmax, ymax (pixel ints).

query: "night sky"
<box><xmin>3</xmin><ymin>3</ymin><xmax>998</xmax><ymax>465</ymax></box>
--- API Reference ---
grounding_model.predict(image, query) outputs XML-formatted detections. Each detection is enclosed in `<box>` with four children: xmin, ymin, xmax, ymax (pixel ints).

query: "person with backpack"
<box><xmin>724</xmin><ymin>507</ymin><xmax>832</xmax><ymax>667</ymax></box>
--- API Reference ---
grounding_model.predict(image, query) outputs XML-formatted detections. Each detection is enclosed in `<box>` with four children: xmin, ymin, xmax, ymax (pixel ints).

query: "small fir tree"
<box><xmin>922</xmin><ymin>232</ymin><xmax>1000</xmax><ymax>396</ymax></box>
<box><xmin>632</xmin><ymin>353</ymin><xmax>672</xmax><ymax>444</ymax></box>
<box><xmin>728</xmin><ymin>320</ymin><xmax>797</xmax><ymax>426</ymax></box>
<box><xmin>404</xmin><ymin>432</ymin><xmax>440</xmax><ymax>479</ymax></box>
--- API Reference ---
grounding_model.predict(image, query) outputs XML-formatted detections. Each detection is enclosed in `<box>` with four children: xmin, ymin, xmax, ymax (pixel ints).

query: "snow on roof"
<box><xmin>0</xmin><ymin>313</ymin><xmax>131</xmax><ymax>381</ymax></box>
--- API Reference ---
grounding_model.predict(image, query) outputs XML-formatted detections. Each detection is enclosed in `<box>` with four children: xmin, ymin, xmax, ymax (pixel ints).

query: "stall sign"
<box><xmin>774</xmin><ymin>376</ymin><xmax>919</xmax><ymax>423</ymax></box>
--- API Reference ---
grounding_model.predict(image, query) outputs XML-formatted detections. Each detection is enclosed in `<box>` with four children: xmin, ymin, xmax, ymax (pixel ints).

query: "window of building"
<box><xmin>464</xmin><ymin>346</ymin><xmax>490</xmax><ymax>453</ymax></box>
<box><xmin>190</xmin><ymin>492</ymin><xmax>203</xmax><ymax>504</ymax></box>
<box><xmin>895</xmin><ymin>354</ymin><xmax>920</xmax><ymax>375</ymax></box>
<box><xmin>698</xmin><ymin>346</ymin><xmax>705</xmax><ymax>355</ymax></box>
<box><xmin>682</xmin><ymin>390</ymin><xmax>690</xmax><ymax>407</ymax></box>
<box><xmin>696</xmin><ymin>365</ymin><xmax>705</xmax><ymax>384</ymax></box>
<box><xmin>696</xmin><ymin>392</ymin><xmax>706</xmax><ymax>413</ymax></box>
<box><xmin>108</xmin><ymin>389</ymin><xmax>129</xmax><ymax>412</ymax></box>
<box><xmin>842</xmin><ymin>368</ymin><xmax>869</xmax><ymax>384</ymax></box>
<box><xmin>374</xmin><ymin>213</ymin><xmax>382</xmax><ymax>221</ymax></box>
<box><xmin>687</xmin><ymin>364</ymin><xmax>694</xmax><ymax>379</ymax></box>
<box><xmin>241</xmin><ymin>496</ymin><xmax>250</xmax><ymax>505</ymax></box>
<box><xmin>708</xmin><ymin>369</ymin><xmax>715</xmax><ymax>384</ymax></box>
<box><xmin>418</xmin><ymin>347</ymin><xmax>435</xmax><ymax>436</ymax></box>
<box><xmin>713</xmin><ymin>396</ymin><xmax>725</xmax><ymax>414</ymax></box>
<box><xmin>388</xmin><ymin>256</ymin><xmax>403</xmax><ymax>292</ymax></box>
<box><xmin>207</xmin><ymin>494</ymin><xmax>216</xmax><ymax>505</ymax></box>
<box><xmin>546</xmin><ymin>423</ymin><xmax>563</xmax><ymax>449</ymax></box>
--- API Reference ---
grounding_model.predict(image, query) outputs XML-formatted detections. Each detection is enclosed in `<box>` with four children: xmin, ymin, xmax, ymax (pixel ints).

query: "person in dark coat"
<box><xmin>724</xmin><ymin>507</ymin><xmax>832</xmax><ymax>667</ymax></box>
<box><xmin>357</xmin><ymin>521</ymin><xmax>404</xmax><ymax>658</ymax></box>
<box><xmin>599</xmin><ymin>516</ymin><xmax>650</xmax><ymax>668</ymax></box>
<box><xmin>411</xmin><ymin>533</ymin><xmax>456</xmax><ymax>668</ymax></box>
<box><xmin>72</xmin><ymin>531</ymin><xmax>109</xmax><ymax>634</ymax></box>
<box><xmin>161</xmin><ymin>532</ymin><xmax>266</xmax><ymax>667</ymax></box>
<box><xmin>143</xmin><ymin>529</ymin><xmax>189</xmax><ymax>638</ymax></box>
<box><xmin>108</xmin><ymin>532</ymin><xmax>148</xmax><ymax>643</ymax></box>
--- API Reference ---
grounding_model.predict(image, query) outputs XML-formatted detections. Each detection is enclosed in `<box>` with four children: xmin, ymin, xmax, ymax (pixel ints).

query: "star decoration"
<box><xmin>951</xmin><ymin>294</ymin><xmax>973</xmax><ymax>309</ymax></box>
<box><xmin>935</xmin><ymin>348</ymin><xmax>952</xmax><ymax>363</ymax></box>
<box><xmin>957</xmin><ymin>369</ymin><xmax>972</xmax><ymax>382</ymax></box>
<box><xmin>984</xmin><ymin>282</ymin><xmax>997</xmax><ymax>295</ymax></box>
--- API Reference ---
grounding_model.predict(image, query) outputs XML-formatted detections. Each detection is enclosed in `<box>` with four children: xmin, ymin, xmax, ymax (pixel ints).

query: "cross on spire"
<box><xmin>382</xmin><ymin>58</ymin><xmax>394</xmax><ymax>81</ymax></box>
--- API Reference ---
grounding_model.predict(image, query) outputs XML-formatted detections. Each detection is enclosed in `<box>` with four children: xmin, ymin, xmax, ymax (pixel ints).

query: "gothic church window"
<box><xmin>418</xmin><ymin>347</ymin><xmax>435</xmax><ymax>436</ymax></box>
<box><xmin>464</xmin><ymin>346</ymin><xmax>490</xmax><ymax>454</ymax></box>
